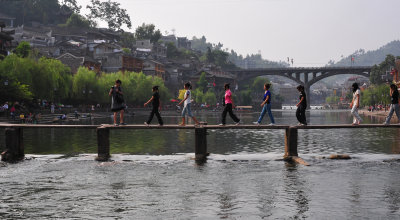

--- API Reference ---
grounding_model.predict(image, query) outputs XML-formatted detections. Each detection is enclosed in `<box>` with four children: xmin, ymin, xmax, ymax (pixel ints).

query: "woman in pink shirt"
<box><xmin>220</xmin><ymin>83</ymin><xmax>240</xmax><ymax>126</ymax></box>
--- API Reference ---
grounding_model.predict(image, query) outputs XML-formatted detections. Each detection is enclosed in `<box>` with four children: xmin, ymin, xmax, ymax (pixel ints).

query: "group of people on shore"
<box><xmin>109</xmin><ymin>79</ymin><xmax>400</xmax><ymax>126</ymax></box>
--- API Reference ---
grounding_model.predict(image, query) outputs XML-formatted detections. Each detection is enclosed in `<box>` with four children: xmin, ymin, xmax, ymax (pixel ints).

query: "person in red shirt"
<box><xmin>220</xmin><ymin>83</ymin><xmax>240</xmax><ymax>126</ymax></box>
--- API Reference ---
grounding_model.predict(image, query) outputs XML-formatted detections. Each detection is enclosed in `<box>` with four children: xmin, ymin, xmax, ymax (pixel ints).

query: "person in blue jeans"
<box><xmin>253</xmin><ymin>83</ymin><xmax>275</xmax><ymax>125</ymax></box>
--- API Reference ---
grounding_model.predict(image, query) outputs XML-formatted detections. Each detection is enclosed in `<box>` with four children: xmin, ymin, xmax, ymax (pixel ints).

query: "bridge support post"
<box><xmin>1</xmin><ymin>128</ymin><xmax>24</xmax><ymax>162</ymax></box>
<box><xmin>284</xmin><ymin>127</ymin><xmax>298</xmax><ymax>158</ymax></box>
<box><xmin>96</xmin><ymin>127</ymin><xmax>110</xmax><ymax>161</ymax></box>
<box><xmin>195</xmin><ymin>127</ymin><xmax>208</xmax><ymax>162</ymax></box>
<box><xmin>305</xmin><ymin>85</ymin><xmax>311</xmax><ymax>110</ymax></box>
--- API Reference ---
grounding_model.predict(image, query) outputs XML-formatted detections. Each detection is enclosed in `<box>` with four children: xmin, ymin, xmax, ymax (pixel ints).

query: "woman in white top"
<box><xmin>350</xmin><ymin>83</ymin><xmax>363</xmax><ymax>125</ymax></box>
<box><xmin>177</xmin><ymin>82</ymin><xmax>200</xmax><ymax>126</ymax></box>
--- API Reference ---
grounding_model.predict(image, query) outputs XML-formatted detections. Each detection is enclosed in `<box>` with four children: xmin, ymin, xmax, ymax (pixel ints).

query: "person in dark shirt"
<box><xmin>109</xmin><ymin>79</ymin><xmax>126</xmax><ymax>126</ymax></box>
<box><xmin>296</xmin><ymin>85</ymin><xmax>307</xmax><ymax>125</ymax></box>
<box><xmin>383</xmin><ymin>84</ymin><xmax>399</xmax><ymax>125</ymax></box>
<box><xmin>144</xmin><ymin>86</ymin><xmax>164</xmax><ymax>126</ymax></box>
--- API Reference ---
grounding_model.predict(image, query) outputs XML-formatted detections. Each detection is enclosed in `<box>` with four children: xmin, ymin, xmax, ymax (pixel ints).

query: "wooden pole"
<box><xmin>284</xmin><ymin>127</ymin><xmax>298</xmax><ymax>158</ymax></box>
<box><xmin>96</xmin><ymin>127</ymin><xmax>110</xmax><ymax>161</ymax></box>
<box><xmin>1</xmin><ymin>128</ymin><xmax>24</xmax><ymax>162</ymax></box>
<box><xmin>195</xmin><ymin>127</ymin><xmax>207</xmax><ymax>161</ymax></box>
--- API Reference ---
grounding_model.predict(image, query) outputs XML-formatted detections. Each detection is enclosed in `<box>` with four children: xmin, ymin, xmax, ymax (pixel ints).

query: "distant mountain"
<box><xmin>330</xmin><ymin>40</ymin><xmax>400</xmax><ymax>67</ymax></box>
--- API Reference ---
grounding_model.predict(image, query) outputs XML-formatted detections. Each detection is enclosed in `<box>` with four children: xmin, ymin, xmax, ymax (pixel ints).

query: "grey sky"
<box><xmin>77</xmin><ymin>0</ymin><xmax>400</xmax><ymax>66</ymax></box>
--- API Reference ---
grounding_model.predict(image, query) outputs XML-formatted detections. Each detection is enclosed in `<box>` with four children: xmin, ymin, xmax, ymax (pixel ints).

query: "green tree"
<box><xmin>135</xmin><ymin>23</ymin><xmax>162</xmax><ymax>43</ymax></box>
<box><xmin>64</xmin><ymin>13</ymin><xmax>90</xmax><ymax>28</ymax></box>
<box><xmin>203</xmin><ymin>89</ymin><xmax>217</xmax><ymax>105</ymax></box>
<box><xmin>15</xmin><ymin>41</ymin><xmax>31</xmax><ymax>58</ymax></box>
<box><xmin>86</xmin><ymin>0</ymin><xmax>132</xmax><ymax>31</ymax></box>
<box><xmin>59</xmin><ymin>0</ymin><xmax>82</xmax><ymax>13</ymax></box>
<box><xmin>370</xmin><ymin>54</ymin><xmax>399</xmax><ymax>85</ymax></box>
<box><xmin>196</xmin><ymin>72</ymin><xmax>208</xmax><ymax>93</ymax></box>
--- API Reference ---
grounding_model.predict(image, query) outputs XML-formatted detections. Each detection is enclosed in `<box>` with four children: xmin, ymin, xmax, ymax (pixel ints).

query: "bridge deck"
<box><xmin>0</xmin><ymin>124</ymin><xmax>399</xmax><ymax>129</ymax></box>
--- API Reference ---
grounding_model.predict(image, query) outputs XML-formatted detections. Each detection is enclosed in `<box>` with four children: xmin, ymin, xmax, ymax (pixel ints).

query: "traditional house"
<box><xmin>13</xmin><ymin>25</ymin><xmax>54</xmax><ymax>47</ymax></box>
<box><xmin>143</xmin><ymin>60</ymin><xmax>166</xmax><ymax>80</ymax></box>
<box><xmin>56</xmin><ymin>53</ymin><xmax>84</xmax><ymax>73</ymax></box>
<box><xmin>160</xmin><ymin>35</ymin><xmax>176</xmax><ymax>45</ymax></box>
<box><xmin>135</xmin><ymin>39</ymin><xmax>152</xmax><ymax>49</ymax></box>
<box><xmin>0</xmin><ymin>12</ymin><xmax>15</xmax><ymax>27</ymax></box>
<box><xmin>177</xmin><ymin>37</ymin><xmax>191</xmax><ymax>49</ymax></box>
<box><xmin>121</xmin><ymin>55</ymin><xmax>143</xmax><ymax>72</ymax></box>
<box><xmin>83</xmin><ymin>56</ymin><xmax>101</xmax><ymax>73</ymax></box>
<box><xmin>0</xmin><ymin>22</ymin><xmax>13</xmax><ymax>58</ymax></box>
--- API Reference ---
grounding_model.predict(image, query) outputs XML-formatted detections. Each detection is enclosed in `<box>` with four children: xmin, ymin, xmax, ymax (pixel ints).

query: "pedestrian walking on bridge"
<box><xmin>383</xmin><ymin>84</ymin><xmax>400</xmax><ymax>125</ymax></box>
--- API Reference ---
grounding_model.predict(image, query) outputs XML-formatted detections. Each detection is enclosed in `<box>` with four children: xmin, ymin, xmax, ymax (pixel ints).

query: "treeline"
<box><xmin>0</xmin><ymin>52</ymin><xmax>171</xmax><ymax>105</ymax></box>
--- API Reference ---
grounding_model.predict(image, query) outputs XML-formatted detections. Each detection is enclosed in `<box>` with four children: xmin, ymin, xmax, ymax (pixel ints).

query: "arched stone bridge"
<box><xmin>230</xmin><ymin>66</ymin><xmax>372</xmax><ymax>107</ymax></box>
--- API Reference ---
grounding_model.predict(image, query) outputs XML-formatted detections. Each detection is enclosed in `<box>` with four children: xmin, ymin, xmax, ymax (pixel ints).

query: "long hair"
<box><xmin>352</xmin><ymin>83</ymin><xmax>359</xmax><ymax>93</ymax></box>
<box><xmin>390</xmin><ymin>84</ymin><xmax>397</xmax><ymax>91</ymax></box>
<box><xmin>152</xmin><ymin>86</ymin><xmax>159</xmax><ymax>91</ymax></box>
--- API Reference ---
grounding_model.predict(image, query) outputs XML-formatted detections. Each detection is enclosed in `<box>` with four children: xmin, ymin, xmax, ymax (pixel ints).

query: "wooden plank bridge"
<box><xmin>1</xmin><ymin>124</ymin><xmax>399</xmax><ymax>165</ymax></box>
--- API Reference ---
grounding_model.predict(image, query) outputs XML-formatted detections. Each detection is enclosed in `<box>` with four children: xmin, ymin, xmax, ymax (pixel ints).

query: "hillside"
<box><xmin>331</xmin><ymin>40</ymin><xmax>400</xmax><ymax>66</ymax></box>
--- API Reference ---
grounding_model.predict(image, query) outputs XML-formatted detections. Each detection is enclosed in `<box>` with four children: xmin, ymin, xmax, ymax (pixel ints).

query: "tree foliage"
<box><xmin>361</xmin><ymin>84</ymin><xmax>391</xmax><ymax>106</ymax></box>
<box><xmin>370</xmin><ymin>54</ymin><xmax>400</xmax><ymax>85</ymax></box>
<box><xmin>15</xmin><ymin>41</ymin><xmax>31</xmax><ymax>58</ymax></box>
<box><xmin>64</xmin><ymin>13</ymin><xmax>90</xmax><ymax>28</ymax></box>
<box><xmin>86</xmin><ymin>0</ymin><xmax>132</xmax><ymax>31</ymax></box>
<box><xmin>135</xmin><ymin>23</ymin><xmax>162</xmax><ymax>43</ymax></box>
<box><xmin>59</xmin><ymin>0</ymin><xmax>81</xmax><ymax>13</ymax></box>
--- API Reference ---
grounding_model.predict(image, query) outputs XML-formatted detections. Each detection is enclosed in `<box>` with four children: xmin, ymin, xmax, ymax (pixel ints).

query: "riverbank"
<box><xmin>360</xmin><ymin>109</ymin><xmax>400</xmax><ymax>123</ymax></box>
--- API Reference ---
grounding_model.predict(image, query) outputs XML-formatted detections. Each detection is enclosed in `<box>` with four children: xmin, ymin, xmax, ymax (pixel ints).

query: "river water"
<box><xmin>1</xmin><ymin>110</ymin><xmax>400</xmax><ymax>219</ymax></box>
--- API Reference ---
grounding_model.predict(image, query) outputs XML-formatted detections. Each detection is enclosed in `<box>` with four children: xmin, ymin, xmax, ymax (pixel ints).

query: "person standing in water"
<box><xmin>253</xmin><ymin>83</ymin><xmax>275</xmax><ymax>125</ymax></box>
<box><xmin>177</xmin><ymin>82</ymin><xmax>200</xmax><ymax>126</ymax></box>
<box><xmin>296</xmin><ymin>85</ymin><xmax>307</xmax><ymax>126</ymax></box>
<box><xmin>109</xmin><ymin>79</ymin><xmax>126</xmax><ymax>126</ymax></box>
<box><xmin>383</xmin><ymin>84</ymin><xmax>399</xmax><ymax>125</ymax></box>
<box><xmin>350</xmin><ymin>82</ymin><xmax>362</xmax><ymax>125</ymax></box>
<box><xmin>144</xmin><ymin>86</ymin><xmax>164</xmax><ymax>126</ymax></box>
<box><xmin>220</xmin><ymin>83</ymin><xmax>240</xmax><ymax>126</ymax></box>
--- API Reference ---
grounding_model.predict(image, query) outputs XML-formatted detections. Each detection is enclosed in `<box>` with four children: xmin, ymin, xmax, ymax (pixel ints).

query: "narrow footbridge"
<box><xmin>1</xmin><ymin>124</ymin><xmax>399</xmax><ymax>165</ymax></box>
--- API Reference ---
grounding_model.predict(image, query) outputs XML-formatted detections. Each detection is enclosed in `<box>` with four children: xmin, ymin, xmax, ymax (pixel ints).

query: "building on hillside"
<box><xmin>12</xmin><ymin>25</ymin><xmax>54</xmax><ymax>47</ymax></box>
<box><xmin>152</xmin><ymin>42</ymin><xmax>167</xmax><ymax>58</ymax></box>
<box><xmin>121</xmin><ymin>55</ymin><xmax>143</xmax><ymax>72</ymax></box>
<box><xmin>0</xmin><ymin>12</ymin><xmax>15</xmax><ymax>27</ymax></box>
<box><xmin>0</xmin><ymin>22</ymin><xmax>13</xmax><ymax>58</ymax></box>
<box><xmin>56</xmin><ymin>53</ymin><xmax>84</xmax><ymax>73</ymax></box>
<box><xmin>191</xmin><ymin>70</ymin><xmax>236</xmax><ymax>92</ymax></box>
<box><xmin>83</xmin><ymin>56</ymin><xmax>101</xmax><ymax>73</ymax></box>
<box><xmin>177</xmin><ymin>37</ymin><xmax>191</xmax><ymax>49</ymax></box>
<box><xmin>160</xmin><ymin>35</ymin><xmax>176</xmax><ymax>45</ymax></box>
<box><xmin>143</xmin><ymin>60</ymin><xmax>166</xmax><ymax>80</ymax></box>
<box><xmin>135</xmin><ymin>39</ymin><xmax>153</xmax><ymax>49</ymax></box>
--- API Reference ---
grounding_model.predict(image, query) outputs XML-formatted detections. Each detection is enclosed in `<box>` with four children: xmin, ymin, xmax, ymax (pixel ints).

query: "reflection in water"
<box><xmin>282</xmin><ymin>164</ymin><xmax>310</xmax><ymax>219</ymax></box>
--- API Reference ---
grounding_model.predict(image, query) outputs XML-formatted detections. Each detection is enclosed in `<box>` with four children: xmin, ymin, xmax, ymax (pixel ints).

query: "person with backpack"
<box><xmin>109</xmin><ymin>79</ymin><xmax>126</xmax><ymax>126</ymax></box>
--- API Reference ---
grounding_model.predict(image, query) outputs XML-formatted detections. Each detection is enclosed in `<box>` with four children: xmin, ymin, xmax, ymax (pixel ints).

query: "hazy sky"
<box><xmin>77</xmin><ymin>0</ymin><xmax>400</xmax><ymax>66</ymax></box>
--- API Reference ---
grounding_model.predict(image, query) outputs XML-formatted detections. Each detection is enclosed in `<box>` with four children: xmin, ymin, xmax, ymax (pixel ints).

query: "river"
<box><xmin>0</xmin><ymin>110</ymin><xmax>399</xmax><ymax>219</ymax></box>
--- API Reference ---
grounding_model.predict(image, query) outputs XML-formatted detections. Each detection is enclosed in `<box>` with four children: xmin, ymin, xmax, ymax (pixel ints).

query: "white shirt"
<box><xmin>3</xmin><ymin>104</ymin><xmax>8</xmax><ymax>110</ymax></box>
<box><xmin>353</xmin><ymin>89</ymin><xmax>360</xmax><ymax>105</ymax></box>
<box><xmin>184</xmin><ymin>90</ymin><xmax>191</xmax><ymax>106</ymax></box>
